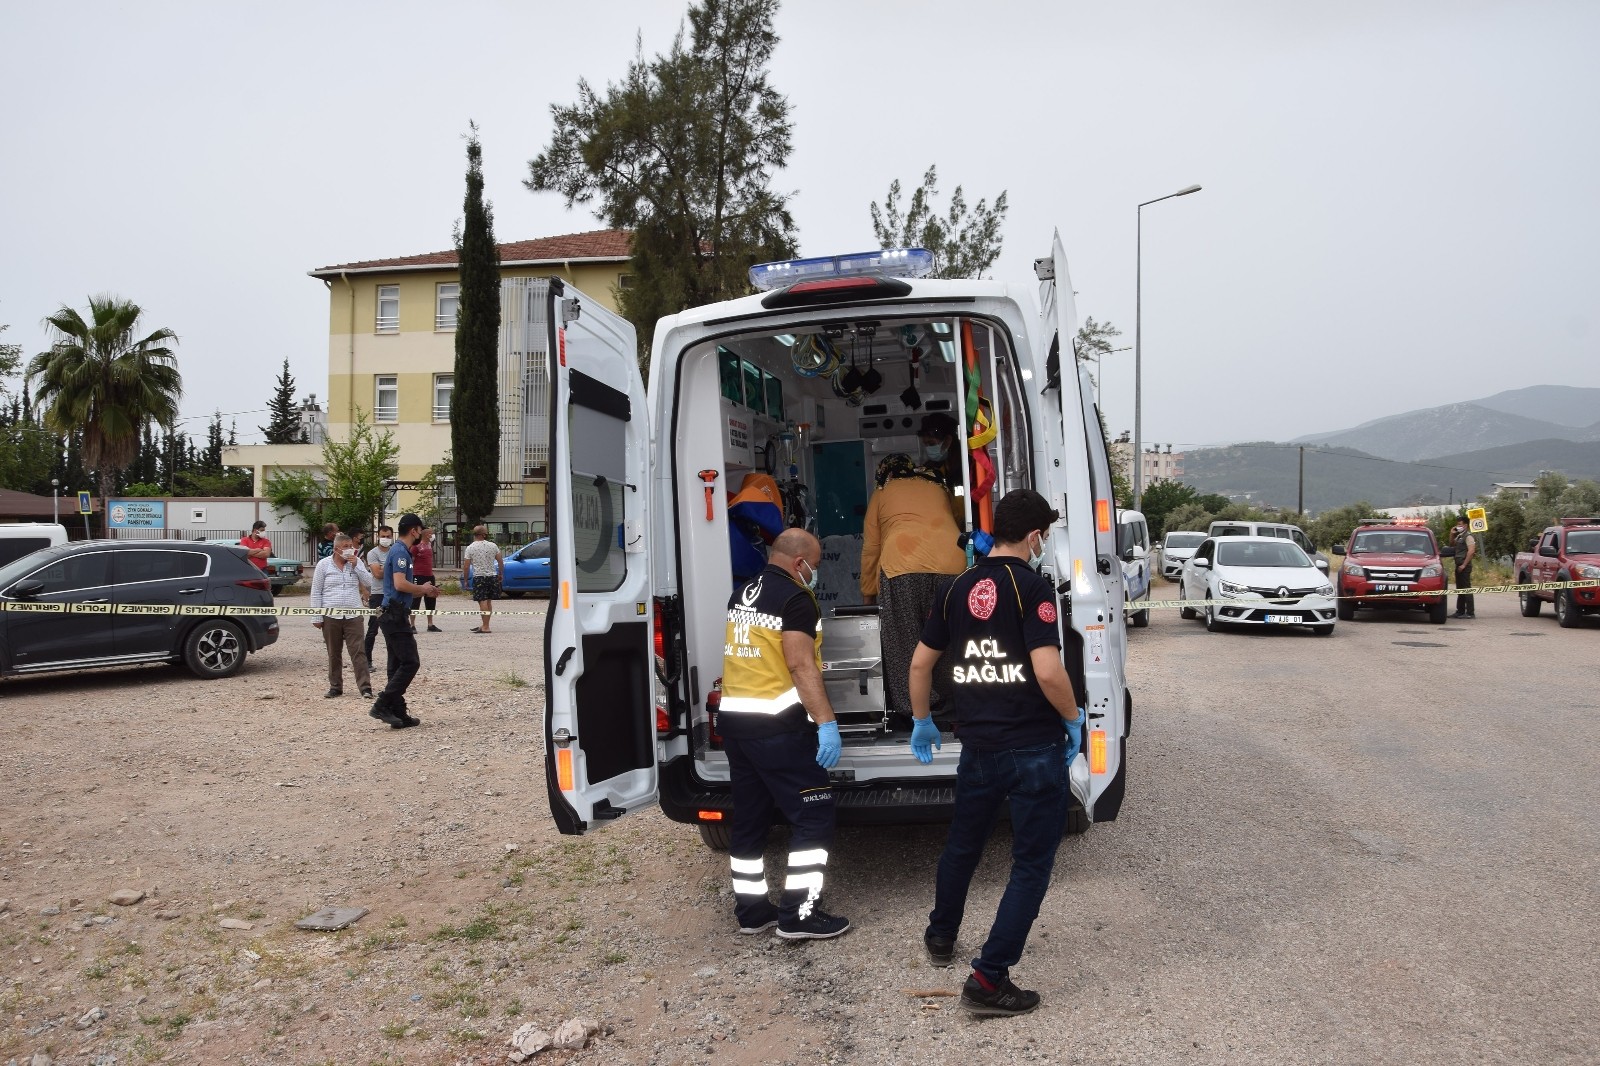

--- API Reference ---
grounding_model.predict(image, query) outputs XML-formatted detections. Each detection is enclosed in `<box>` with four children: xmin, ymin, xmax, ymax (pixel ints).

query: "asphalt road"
<box><xmin>792</xmin><ymin>583</ymin><xmax>1600</xmax><ymax>1064</ymax></box>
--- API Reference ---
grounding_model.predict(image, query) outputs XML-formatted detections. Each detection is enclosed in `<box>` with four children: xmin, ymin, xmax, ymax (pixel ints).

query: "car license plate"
<box><xmin>1264</xmin><ymin>614</ymin><xmax>1300</xmax><ymax>624</ymax></box>
<box><xmin>1375</xmin><ymin>583</ymin><xmax>1410</xmax><ymax>592</ymax></box>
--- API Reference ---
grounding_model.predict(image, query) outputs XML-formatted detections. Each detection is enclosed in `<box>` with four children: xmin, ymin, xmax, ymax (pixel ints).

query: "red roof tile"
<box><xmin>311</xmin><ymin>229</ymin><xmax>632</xmax><ymax>276</ymax></box>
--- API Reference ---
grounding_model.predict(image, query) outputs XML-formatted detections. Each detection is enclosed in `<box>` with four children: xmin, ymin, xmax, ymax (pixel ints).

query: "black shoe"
<box><xmin>737</xmin><ymin>907</ymin><xmax>780</xmax><ymax>935</ymax></box>
<box><xmin>360</xmin><ymin>688</ymin><xmax>374</xmax><ymax>698</ymax></box>
<box><xmin>324</xmin><ymin>688</ymin><xmax>342</xmax><ymax>699</ymax></box>
<box><xmin>924</xmin><ymin>931</ymin><xmax>956</xmax><ymax>967</ymax></box>
<box><xmin>776</xmin><ymin>908</ymin><xmax>850</xmax><ymax>940</ymax></box>
<box><xmin>427</xmin><ymin>625</ymin><xmax>443</xmax><ymax>633</ymax></box>
<box><xmin>369</xmin><ymin>705</ymin><xmax>405</xmax><ymax>728</ymax></box>
<box><xmin>1451</xmin><ymin>611</ymin><xmax>1466</xmax><ymax>617</ymax></box>
<box><xmin>960</xmin><ymin>972</ymin><xmax>1040</xmax><ymax>1017</ymax></box>
<box><xmin>397</xmin><ymin>713</ymin><xmax>422</xmax><ymax>729</ymax></box>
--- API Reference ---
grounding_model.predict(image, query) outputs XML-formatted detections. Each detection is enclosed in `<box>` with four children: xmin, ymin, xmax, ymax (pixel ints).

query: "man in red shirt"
<box><xmin>240</xmin><ymin>520</ymin><xmax>272</xmax><ymax>571</ymax></box>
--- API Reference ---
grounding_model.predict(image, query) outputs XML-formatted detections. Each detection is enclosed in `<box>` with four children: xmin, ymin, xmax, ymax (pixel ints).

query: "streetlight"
<box><xmin>1093</xmin><ymin>346</ymin><xmax>1131</xmax><ymax>403</ymax></box>
<box><xmin>52</xmin><ymin>479</ymin><xmax>59</xmax><ymax>523</ymax></box>
<box><xmin>1134</xmin><ymin>183</ymin><xmax>1202</xmax><ymax>511</ymax></box>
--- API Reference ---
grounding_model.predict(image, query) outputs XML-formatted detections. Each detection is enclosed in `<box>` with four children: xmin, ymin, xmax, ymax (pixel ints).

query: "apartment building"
<box><xmin>228</xmin><ymin>229</ymin><xmax>631</xmax><ymax>537</ymax></box>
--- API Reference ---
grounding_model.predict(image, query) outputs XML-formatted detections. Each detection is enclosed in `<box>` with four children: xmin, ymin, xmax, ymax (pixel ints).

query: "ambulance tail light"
<box><xmin>1089</xmin><ymin>729</ymin><xmax>1108</xmax><ymax>775</ymax></box>
<box><xmin>555</xmin><ymin>748</ymin><xmax>575</xmax><ymax>792</ymax></box>
<box><xmin>1096</xmin><ymin>499</ymin><xmax>1112</xmax><ymax>534</ymax></box>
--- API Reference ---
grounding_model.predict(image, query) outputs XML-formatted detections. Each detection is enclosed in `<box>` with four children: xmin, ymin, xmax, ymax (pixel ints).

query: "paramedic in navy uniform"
<box><xmin>719</xmin><ymin>528</ymin><xmax>851</xmax><ymax>940</ymax></box>
<box><xmin>906</xmin><ymin>489</ymin><xmax>1084</xmax><ymax>1016</ymax></box>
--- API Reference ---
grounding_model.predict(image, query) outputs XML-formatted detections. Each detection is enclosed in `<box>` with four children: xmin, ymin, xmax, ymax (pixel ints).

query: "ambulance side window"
<box><xmin>568</xmin><ymin>398</ymin><xmax>629</xmax><ymax>594</ymax></box>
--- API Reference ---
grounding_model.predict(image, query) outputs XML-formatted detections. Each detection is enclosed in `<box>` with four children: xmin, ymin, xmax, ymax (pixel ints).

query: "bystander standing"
<box><xmin>461</xmin><ymin>526</ymin><xmax>503</xmax><ymax>634</ymax></box>
<box><xmin>310</xmin><ymin>533</ymin><xmax>375</xmax><ymax>699</ymax></box>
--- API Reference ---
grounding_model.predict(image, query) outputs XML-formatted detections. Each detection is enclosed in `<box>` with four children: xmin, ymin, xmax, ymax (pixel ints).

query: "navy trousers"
<box><xmin>724</xmin><ymin>729</ymin><xmax>836</xmax><ymax>926</ymax></box>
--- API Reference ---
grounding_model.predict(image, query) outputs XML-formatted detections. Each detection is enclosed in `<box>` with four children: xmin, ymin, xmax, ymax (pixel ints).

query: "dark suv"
<box><xmin>0</xmin><ymin>540</ymin><xmax>280</xmax><ymax>680</ymax></box>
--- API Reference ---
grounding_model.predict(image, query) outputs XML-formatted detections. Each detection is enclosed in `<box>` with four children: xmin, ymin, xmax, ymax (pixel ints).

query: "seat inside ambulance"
<box><xmin>673</xmin><ymin>316</ymin><xmax>1036</xmax><ymax>743</ymax></box>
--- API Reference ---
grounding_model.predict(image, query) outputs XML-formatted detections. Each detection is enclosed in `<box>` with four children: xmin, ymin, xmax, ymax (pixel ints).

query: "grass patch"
<box><xmin>84</xmin><ymin>960</ymin><xmax>112</xmax><ymax>980</ymax></box>
<box><xmin>432</xmin><ymin>915</ymin><xmax>500</xmax><ymax>943</ymax></box>
<box><xmin>430</xmin><ymin>983</ymin><xmax>488</xmax><ymax>1019</ymax></box>
<box><xmin>495</xmin><ymin>670</ymin><xmax>529</xmax><ymax>689</ymax></box>
<box><xmin>602</xmin><ymin>949</ymin><xmax>628</xmax><ymax>965</ymax></box>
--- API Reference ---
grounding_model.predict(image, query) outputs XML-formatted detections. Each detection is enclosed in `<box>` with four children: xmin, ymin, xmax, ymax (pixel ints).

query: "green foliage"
<box><xmin>1481</xmin><ymin>490</ymin><xmax>1529</xmax><ymax>560</ymax></box>
<box><xmin>265</xmin><ymin>409</ymin><xmax>398</xmax><ymax>532</ymax></box>
<box><xmin>260</xmin><ymin>359</ymin><xmax>306</xmax><ymax>444</ymax></box>
<box><xmin>1161</xmin><ymin>502</ymin><xmax>1212</xmax><ymax>532</ymax></box>
<box><xmin>1305</xmin><ymin>500</ymin><xmax>1378</xmax><ymax>550</ymax></box>
<box><xmin>526</xmin><ymin>0</ymin><xmax>797</xmax><ymax>364</ymax></box>
<box><xmin>453</xmin><ymin>124</ymin><xmax>502</xmax><ymax>526</ymax></box>
<box><xmin>26</xmin><ymin>295</ymin><xmax>182</xmax><ymax>500</ymax></box>
<box><xmin>1137</xmin><ymin>479</ymin><xmax>1199</xmax><ymax>538</ymax></box>
<box><xmin>1073</xmin><ymin>316</ymin><xmax>1122</xmax><ymax>375</ymax></box>
<box><xmin>870</xmin><ymin>165</ymin><xmax>1009</xmax><ymax>279</ymax></box>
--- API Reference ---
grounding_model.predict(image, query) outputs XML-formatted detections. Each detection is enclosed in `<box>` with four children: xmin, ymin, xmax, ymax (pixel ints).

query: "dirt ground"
<box><xmin>4</xmin><ymin>581</ymin><xmax>1598</xmax><ymax>1065</ymax></box>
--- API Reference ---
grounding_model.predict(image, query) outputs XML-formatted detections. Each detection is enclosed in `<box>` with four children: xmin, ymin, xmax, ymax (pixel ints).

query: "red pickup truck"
<box><xmin>1332</xmin><ymin>518</ymin><xmax>1454</xmax><ymax>624</ymax></box>
<box><xmin>1514</xmin><ymin>517</ymin><xmax>1600</xmax><ymax>628</ymax></box>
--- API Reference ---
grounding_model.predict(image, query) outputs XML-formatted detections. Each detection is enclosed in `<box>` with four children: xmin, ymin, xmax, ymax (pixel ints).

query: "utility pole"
<box><xmin>1297</xmin><ymin>446</ymin><xmax>1305</xmax><ymax>516</ymax></box>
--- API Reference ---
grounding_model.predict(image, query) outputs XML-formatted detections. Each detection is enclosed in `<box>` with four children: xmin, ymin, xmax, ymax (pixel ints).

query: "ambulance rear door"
<box><xmin>541</xmin><ymin>281</ymin><xmax>658</xmax><ymax>835</ymax></box>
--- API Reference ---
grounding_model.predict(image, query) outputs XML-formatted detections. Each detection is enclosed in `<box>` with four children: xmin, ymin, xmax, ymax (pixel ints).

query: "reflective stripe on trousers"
<box><xmin>729</xmin><ymin>855</ymin><xmax>767</xmax><ymax>897</ymax></box>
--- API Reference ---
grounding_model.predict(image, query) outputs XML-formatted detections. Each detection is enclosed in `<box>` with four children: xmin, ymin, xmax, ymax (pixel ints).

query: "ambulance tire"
<box><xmin>697</xmin><ymin>823</ymin><xmax>732</xmax><ymax>851</ymax></box>
<box><xmin>1130</xmin><ymin>605</ymin><xmax>1149</xmax><ymax>628</ymax></box>
<box><xmin>1064</xmin><ymin>803</ymin><xmax>1090</xmax><ymax>836</ymax></box>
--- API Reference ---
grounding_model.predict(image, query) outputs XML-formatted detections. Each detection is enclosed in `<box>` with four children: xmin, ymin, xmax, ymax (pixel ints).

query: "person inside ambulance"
<box><xmin>917</xmin><ymin>412</ymin><xmax>965</xmax><ymax>514</ymax></box>
<box><xmin>859</xmin><ymin>453</ymin><xmax>966</xmax><ymax>724</ymax></box>
<box><xmin>905</xmin><ymin>489</ymin><xmax>1085</xmax><ymax>1016</ymax></box>
<box><xmin>719</xmin><ymin>528</ymin><xmax>852</xmax><ymax>941</ymax></box>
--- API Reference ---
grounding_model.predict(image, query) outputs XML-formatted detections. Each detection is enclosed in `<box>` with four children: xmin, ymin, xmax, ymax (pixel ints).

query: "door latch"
<box><xmin>551</xmin><ymin>728</ymin><xmax>575</xmax><ymax>748</ymax></box>
<box><xmin>560</xmin><ymin>297</ymin><xmax>581</xmax><ymax>325</ymax></box>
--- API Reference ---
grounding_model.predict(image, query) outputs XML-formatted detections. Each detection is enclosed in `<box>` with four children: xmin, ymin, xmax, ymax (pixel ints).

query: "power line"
<box><xmin>1171</xmin><ymin>440</ymin><xmax>1544</xmax><ymax>483</ymax></box>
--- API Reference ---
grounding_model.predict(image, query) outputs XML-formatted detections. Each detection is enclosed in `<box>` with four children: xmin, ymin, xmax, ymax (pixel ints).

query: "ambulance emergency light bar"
<box><xmin>748</xmin><ymin>248</ymin><xmax>934</xmax><ymax>292</ymax></box>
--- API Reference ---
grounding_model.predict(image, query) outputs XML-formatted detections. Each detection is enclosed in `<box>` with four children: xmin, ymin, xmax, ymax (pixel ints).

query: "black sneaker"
<box><xmin>427</xmin><ymin>625</ymin><xmax>443</xmax><ymax>633</ymax></box>
<box><xmin>924</xmin><ymin>931</ymin><xmax>956</xmax><ymax>967</ymax></box>
<box><xmin>397</xmin><ymin>714</ymin><xmax>422</xmax><ymax>729</ymax></box>
<box><xmin>369</xmin><ymin>705</ymin><xmax>405</xmax><ymax>728</ymax></box>
<box><xmin>737</xmin><ymin>909</ymin><xmax>780</xmax><ymax>935</ymax></box>
<box><xmin>960</xmin><ymin>973</ymin><xmax>1040</xmax><ymax>1017</ymax></box>
<box><xmin>360</xmin><ymin>688</ymin><xmax>374</xmax><ymax>698</ymax></box>
<box><xmin>324</xmin><ymin>688</ymin><xmax>342</xmax><ymax>699</ymax></box>
<box><xmin>776</xmin><ymin>908</ymin><xmax>850</xmax><ymax>940</ymax></box>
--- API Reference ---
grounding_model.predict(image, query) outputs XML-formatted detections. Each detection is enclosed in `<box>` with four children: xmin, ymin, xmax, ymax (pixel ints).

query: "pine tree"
<box><xmin>260</xmin><ymin>359</ymin><xmax>304</xmax><ymax>443</ymax></box>
<box><xmin>451</xmin><ymin>123</ymin><xmax>502</xmax><ymax>526</ymax></box>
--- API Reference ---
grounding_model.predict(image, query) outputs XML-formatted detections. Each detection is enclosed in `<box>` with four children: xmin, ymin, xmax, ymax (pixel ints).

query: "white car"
<box><xmin>1178</xmin><ymin>535</ymin><xmax>1337</xmax><ymax>636</ymax></box>
<box><xmin>1158</xmin><ymin>530</ymin><xmax>1206</xmax><ymax>580</ymax></box>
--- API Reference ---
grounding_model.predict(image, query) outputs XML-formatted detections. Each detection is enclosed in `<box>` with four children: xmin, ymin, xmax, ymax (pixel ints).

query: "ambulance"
<box><xmin>541</xmin><ymin>235</ymin><xmax>1131</xmax><ymax>847</ymax></box>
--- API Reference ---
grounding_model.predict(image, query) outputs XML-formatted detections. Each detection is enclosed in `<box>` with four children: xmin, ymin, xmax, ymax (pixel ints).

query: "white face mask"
<box><xmin>1026</xmin><ymin>532</ymin><xmax>1046</xmax><ymax>571</ymax></box>
<box><xmin>798</xmin><ymin>559</ymin><xmax>819</xmax><ymax>591</ymax></box>
<box><xmin>340</xmin><ymin>548</ymin><xmax>356</xmax><ymax>560</ymax></box>
<box><xmin>378</xmin><ymin>537</ymin><xmax>393</xmax><ymax>548</ymax></box>
<box><xmin>923</xmin><ymin>442</ymin><xmax>947</xmax><ymax>463</ymax></box>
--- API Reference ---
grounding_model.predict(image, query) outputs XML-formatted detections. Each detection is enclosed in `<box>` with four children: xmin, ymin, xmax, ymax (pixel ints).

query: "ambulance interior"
<box><xmin>671</xmin><ymin>316</ymin><xmax>1037</xmax><ymax>752</ymax></box>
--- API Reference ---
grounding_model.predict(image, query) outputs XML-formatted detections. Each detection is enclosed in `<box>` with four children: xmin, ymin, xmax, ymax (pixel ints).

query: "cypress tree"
<box><xmin>260</xmin><ymin>359</ymin><xmax>304</xmax><ymax>443</ymax></box>
<box><xmin>451</xmin><ymin>123</ymin><xmax>502</xmax><ymax>526</ymax></box>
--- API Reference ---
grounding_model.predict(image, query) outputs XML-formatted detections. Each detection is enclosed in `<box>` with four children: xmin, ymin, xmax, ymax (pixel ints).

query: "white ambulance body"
<box><xmin>542</xmin><ymin>235</ymin><xmax>1132</xmax><ymax>846</ymax></box>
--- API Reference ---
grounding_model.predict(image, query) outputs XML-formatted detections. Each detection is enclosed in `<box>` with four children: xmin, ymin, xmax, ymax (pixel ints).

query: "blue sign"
<box><xmin>108</xmin><ymin>500</ymin><xmax>166</xmax><ymax>529</ymax></box>
<box><xmin>77</xmin><ymin>491</ymin><xmax>92</xmax><ymax>515</ymax></box>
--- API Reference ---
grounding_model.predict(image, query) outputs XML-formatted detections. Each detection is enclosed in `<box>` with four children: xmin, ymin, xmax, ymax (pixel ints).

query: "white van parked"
<box><xmin>1116</xmin><ymin>509</ymin><xmax>1151</xmax><ymax>628</ymax></box>
<box><xmin>0</xmin><ymin>523</ymin><xmax>69</xmax><ymax>568</ymax></box>
<box><xmin>541</xmin><ymin>237</ymin><xmax>1132</xmax><ymax>847</ymax></box>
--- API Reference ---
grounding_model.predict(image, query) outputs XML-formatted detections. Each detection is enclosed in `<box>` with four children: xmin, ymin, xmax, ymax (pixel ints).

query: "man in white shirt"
<box><xmin>311</xmin><ymin>532</ymin><xmax>376</xmax><ymax>698</ymax></box>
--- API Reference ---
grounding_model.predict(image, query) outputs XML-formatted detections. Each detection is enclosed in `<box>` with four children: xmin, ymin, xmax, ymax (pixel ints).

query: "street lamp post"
<box><xmin>1134</xmin><ymin>183</ymin><xmax>1202</xmax><ymax>511</ymax></box>
<box><xmin>52</xmin><ymin>479</ymin><xmax>59</xmax><ymax>523</ymax></box>
<box><xmin>1094</xmin><ymin>346</ymin><xmax>1131</xmax><ymax>404</ymax></box>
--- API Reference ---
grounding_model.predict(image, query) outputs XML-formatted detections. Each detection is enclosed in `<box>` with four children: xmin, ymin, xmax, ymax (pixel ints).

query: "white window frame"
<box><xmin>376</xmin><ymin>285</ymin><xmax>400</xmax><ymax>333</ymax></box>
<box><xmin>435</xmin><ymin>282</ymin><xmax>459</xmax><ymax>331</ymax></box>
<box><xmin>432</xmin><ymin>373</ymin><xmax>453</xmax><ymax>422</ymax></box>
<box><xmin>375</xmin><ymin>374</ymin><xmax>399</xmax><ymax>424</ymax></box>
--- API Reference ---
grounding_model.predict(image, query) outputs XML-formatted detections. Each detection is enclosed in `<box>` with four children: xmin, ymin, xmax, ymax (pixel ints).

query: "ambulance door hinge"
<box><xmin>1033</xmin><ymin>257</ymin><xmax>1055</xmax><ymax>281</ymax></box>
<box><xmin>560</xmin><ymin>297</ymin><xmax>581</xmax><ymax>325</ymax></box>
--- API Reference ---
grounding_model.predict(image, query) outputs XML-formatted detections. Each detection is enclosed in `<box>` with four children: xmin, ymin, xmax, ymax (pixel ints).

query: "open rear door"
<box><xmin>542</xmin><ymin>281</ymin><xmax>656</xmax><ymax>835</ymax></box>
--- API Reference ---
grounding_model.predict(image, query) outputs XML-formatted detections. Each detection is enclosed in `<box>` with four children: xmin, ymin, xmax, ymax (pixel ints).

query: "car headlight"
<box><xmin>1420</xmin><ymin>564</ymin><xmax>1441</xmax><ymax>578</ymax></box>
<box><xmin>1342</xmin><ymin>561</ymin><xmax>1363</xmax><ymax>577</ymax></box>
<box><xmin>1576</xmin><ymin>563</ymin><xmax>1600</xmax><ymax>580</ymax></box>
<box><xmin>1316</xmin><ymin>583</ymin><xmax>1335</xmax><ymax>597</ymax></box>
<box><xmin>1219</xmin><ymin>580</ymin><xmax>1251</xmax><ymax>598</ymax></box>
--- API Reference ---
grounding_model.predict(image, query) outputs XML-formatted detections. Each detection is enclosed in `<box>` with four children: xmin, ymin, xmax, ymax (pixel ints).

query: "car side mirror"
<box><xmin>1439</xmin><ymin>546</ymin><xmax>1455</xmax><ymax>558</ymax></box>
<box><xmin>1119</xmin><ymin>547</ymin><xmax>1136</xmax><ymax>562</ymax></box>
<box><xmin>1539</xmin><ymin>545</ymin><xmax>1559</xmax><ymax>557</ymax></box>
<box><xmin>1331</xmin><ymin>544</ymin><xmax>1346</xmax><ymax>556</ymax></box>
<box><xmin>1315</xmin><ymin>559</ymin><xmax>1330</xmax><ymax>572</ymax></box>
<box><xmin>1192</xmin><ymin>558</ymin><xmax>1211</xmax><ymax>569</ymax></box>
<box><xmin>7</xmin><ymin>579</ymin><xmax>44</xmax><ymax>599</ymax></box>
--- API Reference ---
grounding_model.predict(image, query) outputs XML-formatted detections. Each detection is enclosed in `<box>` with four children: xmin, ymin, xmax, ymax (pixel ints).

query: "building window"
<box><xmin>617</xmin><ymin>273</ymin><xmax>635</xmax><ymax>290</ymax></box>
<box><xmin>375</xmin><ymin>375</ymin><xmax>398</xmax><ymax>423</ymax></box>
<box><xmin>435</xmin><ymin>283</ymin><xmax>459</xmax><ymax>331</ymax></box>
<box><xmin>433</xmin><ymin>373</ymin><xmax>453</xmax><ymax>422</ymax></box>
<box><xmin>376</xmin><ymin>285</ymin><xmax>399</xmax><ymax>333</ymax></box>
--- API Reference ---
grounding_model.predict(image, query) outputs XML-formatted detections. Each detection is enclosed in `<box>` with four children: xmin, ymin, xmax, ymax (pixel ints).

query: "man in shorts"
<box><xmin>461</xmin><ymin>525</ymin><xmax>503</xmax><ymax>634</ymax></box>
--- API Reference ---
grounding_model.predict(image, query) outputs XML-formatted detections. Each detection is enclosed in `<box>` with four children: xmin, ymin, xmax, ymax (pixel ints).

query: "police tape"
<box><xmin>0</xmin><ymin>601</ymin><xmax>551</xmax><ymax>619</ymax></box>
<box><xmin>1128</xmin><ymin>578</ymin><xmax>1600</xmax><ymax>612</ymax></box>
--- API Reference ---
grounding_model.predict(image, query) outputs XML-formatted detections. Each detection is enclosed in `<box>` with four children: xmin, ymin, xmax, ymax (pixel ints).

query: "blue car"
<box><xmin>496</xmin><ymin>539</ymin><xmax>551</xmax><ymax>597</ymax></box>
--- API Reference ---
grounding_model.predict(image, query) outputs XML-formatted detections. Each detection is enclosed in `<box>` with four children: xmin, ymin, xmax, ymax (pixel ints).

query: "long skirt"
<box><xmin>878</xmin><ymin>570</ymin><xmax>958</xmax><ymax>721</ymax></box>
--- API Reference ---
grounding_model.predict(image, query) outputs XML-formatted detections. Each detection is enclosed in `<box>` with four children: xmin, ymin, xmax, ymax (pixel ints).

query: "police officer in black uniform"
<box><xmin>719</xmin><ymin>528</ymin><xmax>851</xmax><ymax>940</ymax></box>
<box><xmin>906</xmin><ymin>489</ymin><xmax>1084</xmax><ymax>1016</ymax></box>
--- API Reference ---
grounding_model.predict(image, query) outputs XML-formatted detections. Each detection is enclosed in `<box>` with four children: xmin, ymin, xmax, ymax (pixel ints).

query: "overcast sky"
<box><xmin>3</xmin><ymin>1</ymin><xmax>1596</xmax><ymax>449</ymax></box>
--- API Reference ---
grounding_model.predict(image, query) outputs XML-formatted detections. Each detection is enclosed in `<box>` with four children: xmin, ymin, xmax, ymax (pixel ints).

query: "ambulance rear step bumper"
<box><xmin>658</xmin><ymin>755</ymin><xmax>960</xmax><ymax>827</ymax></box>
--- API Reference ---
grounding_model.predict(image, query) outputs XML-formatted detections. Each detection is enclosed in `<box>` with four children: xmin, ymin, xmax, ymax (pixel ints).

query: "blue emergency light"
<box><xmin>748</xmin><ymin>248</ymin><xmax>935</xmax><ymax>292</ymax></box>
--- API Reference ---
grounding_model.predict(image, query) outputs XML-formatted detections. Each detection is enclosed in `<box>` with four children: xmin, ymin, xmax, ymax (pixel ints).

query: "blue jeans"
<box><xmin>928</xmin><ymin>739</ymin><xmax>1069</xmax><ymax>982</ymax></box>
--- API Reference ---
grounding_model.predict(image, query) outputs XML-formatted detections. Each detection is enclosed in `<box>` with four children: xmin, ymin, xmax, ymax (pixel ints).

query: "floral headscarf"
<box><xmin>875</xmin><ymin>452</ymin><xmax>946</xmax><ymax>489</ymax></box>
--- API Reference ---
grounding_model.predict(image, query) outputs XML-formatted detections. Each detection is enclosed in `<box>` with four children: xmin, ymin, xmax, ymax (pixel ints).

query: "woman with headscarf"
<box><xmin>860</xmin><ymin>453</ymin><xmax>967</xmax><ymax>722</ymax></box>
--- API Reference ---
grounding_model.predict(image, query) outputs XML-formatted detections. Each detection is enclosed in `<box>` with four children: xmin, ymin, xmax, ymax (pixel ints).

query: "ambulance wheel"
<box><xmin>1429</xmin><ymin>598</ymin><xmax>1449</xmax><ymax>624</ymax></box>
<box><xmin>697</xmin><ymin>823</ymin><xmax>731</xmax><ymax>851</ymax></box>
<box><xmin>1064</xmin><ymin>803</ymin><xmax>1090</xmax><ymax>836</ymax></box>
<box><xmin>1336</xmin><ymin>597</ymin><xmax>1355</xmax><ymax>621</ymax></box>
<box><xmin>1130</xmin><ymin>605</ymin><xmax>1150</xmax><ymax>628</ymax></box>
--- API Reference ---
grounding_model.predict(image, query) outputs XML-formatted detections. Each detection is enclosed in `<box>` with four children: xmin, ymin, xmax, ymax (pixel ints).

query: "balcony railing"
<box><xmin>375</xmin><ymin>315</ymin><xmax>399</xmax><ymax>333</ymax></box>
<box><xmin>432</xmin><ymin>404</ymin><xmax>452</xmax><ymax>421</ymax></box>
<box><xmin>374</xmin><ymin>405</ymin><xmax>399</xmax><ymax>423</ymax></box>
<box><xmin>435</xmin><ymin>313</ymin><xmax>457</xmax><ymax>331</ymax></box>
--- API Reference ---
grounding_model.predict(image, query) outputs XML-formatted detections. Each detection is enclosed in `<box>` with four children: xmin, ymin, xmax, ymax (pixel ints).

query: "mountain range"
<box><xmin>1178</xmin><ymin>386</ymin><xmax>1600</xmax><ymax>511</ymax></box>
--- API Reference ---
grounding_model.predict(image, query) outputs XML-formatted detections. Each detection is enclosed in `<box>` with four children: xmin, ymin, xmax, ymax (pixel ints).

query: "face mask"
<box><xmin>799</xmin><ymin>559</ymin><xmax>819</xmax><ymax>591</ymax></box>
<box><xmin>378</xmin><ymin>537</ymin><xmax>393</xmax><ymax>548</ymax></box>
<box><xmin>340</xmin><ymin>548</ymin><xmax>356</xmax><ymax>560</ymax></box>
<box><xmin>1027</xmin><ymin>532</ymin><xmax>1045</xmax><ymax>571</ymax></box>
<box><xmin>923</xmin><ymin>442</ymin><xmax>947</xmax><ymax>463</ymax></box>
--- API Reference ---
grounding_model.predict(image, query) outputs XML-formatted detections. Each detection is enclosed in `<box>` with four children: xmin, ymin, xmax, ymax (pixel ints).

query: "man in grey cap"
<box><xmin>371</xmin><ymin>513</ymin><xmax>438</xmax><ymax>729</ymax></box>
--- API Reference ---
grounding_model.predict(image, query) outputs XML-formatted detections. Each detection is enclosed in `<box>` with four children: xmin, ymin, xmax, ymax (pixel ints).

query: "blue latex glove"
<box><xmin>816</xmin><ymin>720</ymin><xmax>841</xmax><ymax>769</ymax></box>
<box><xmin>1063</xmin><ymin>710</ymin><xmax>1085</xmax><ymax>765</ymax></box>
<box><xmin>910</xmin><ymin>715</ymin><xmax>942</xmax><ymax>764</ymax></box>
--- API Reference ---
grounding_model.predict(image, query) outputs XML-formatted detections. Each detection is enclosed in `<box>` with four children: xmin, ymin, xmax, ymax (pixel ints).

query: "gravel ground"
<box><xmin>2</xmin><ymin>583</ymin><xmax>1597</xmax><ymax>1065</ymax></box>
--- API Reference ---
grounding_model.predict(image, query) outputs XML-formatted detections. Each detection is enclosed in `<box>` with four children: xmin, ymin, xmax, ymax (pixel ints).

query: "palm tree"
<box><xmin>27</xmin><ymin>295</ymin><xmax>182</xmax><ymax>502</ymax></box>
